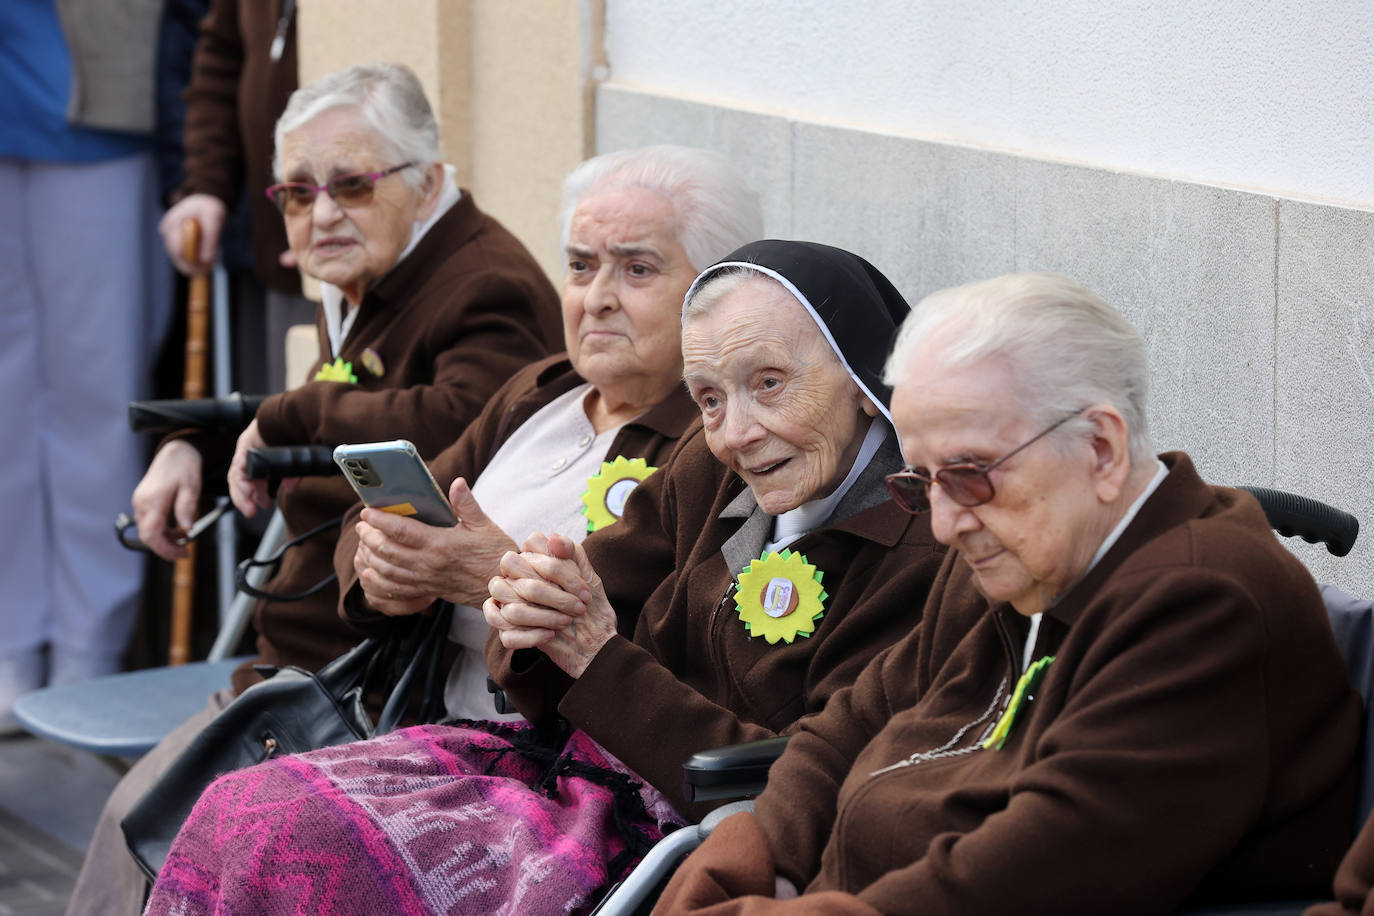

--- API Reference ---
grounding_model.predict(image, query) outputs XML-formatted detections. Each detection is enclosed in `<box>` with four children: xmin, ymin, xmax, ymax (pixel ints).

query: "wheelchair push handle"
<box><xmin>128</xmin><ymin>392</ymin><xmax>266</xmax><ymax>434</ymax></box>
<box><xmin>247</xmin><ymin>445</ymin><xmax>339</xmax><ymax>481</ymax></box>
<box><xmin>1239</xmin><ymin>486</ymin><xmax>1359</xmax><ymax>557</ymax></box>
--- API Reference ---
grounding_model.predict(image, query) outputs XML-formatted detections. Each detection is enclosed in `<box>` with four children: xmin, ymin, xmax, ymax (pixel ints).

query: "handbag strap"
<box><xmin>375</xmin><ymin>601</ymin><xmax>454</xmax><ymax>735</ymax></box>
<box><xmin>312</xmin><ymin>631</ymin><xmax>385</xmax><ymax>697</ymax></box>
<box><xmin>234</xmin><ymin>514</ymin><xmax>343</xmax><ymax>602</ymax></box>
<box><xmin>255</xmin><ymin>600</ymin><xmax>453</xmax><ymax>737</ymax></box>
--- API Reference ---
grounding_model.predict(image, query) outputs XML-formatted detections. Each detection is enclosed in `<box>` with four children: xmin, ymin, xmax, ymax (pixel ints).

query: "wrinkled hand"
<box><xmin>483</xmin><ymin>532</ymin><xmax>617</xmax><ymax>678</ymax></box>
<box><xmin>227</xmin><ymin>419</ymin><xmax>275</xmax><ymax>517</ymax></box>
<box><xmin>354</xmin><ymin>478</ymin><xmax>517</xmax><ymax>616</ymax></box>
<box><xmin>159</xmin><ymin>193</ymin><xmax>226</xmax><ymax>275</ymax></box>
<box><xmin>132</xmin><ymin>440</ymin><xmax>204</xmax><ymax>560</ymax></box>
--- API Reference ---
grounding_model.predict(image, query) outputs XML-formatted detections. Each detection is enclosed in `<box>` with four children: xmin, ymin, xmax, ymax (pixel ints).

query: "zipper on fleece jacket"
<box><xmin>708</xmin><ymin>580</ymin><xmax>738</xmax><ymax>677</ymax></box>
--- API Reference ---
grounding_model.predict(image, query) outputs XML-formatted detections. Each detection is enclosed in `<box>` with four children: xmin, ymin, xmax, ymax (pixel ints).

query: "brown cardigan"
<box><xmin>334</xmin><ymin>353</ymin><xmax>702</xmax><ymax>630</ymax></box>
<box><xmin>229</xmin><ymin>193</ymin><xmax>561</xmax><ymax>694</ymax></box>
<box><xmin>657</xmin><ymin>453</ymin><xmax>1360</xmax><ymax>915</ymax></box>
<box><xmin>179</xmin><ymin>0</ymin><xmax>299</xmax><ymax>292</ymax></box>
<box><xmin>487</xmin><ymin>426</ymin><xmax>951</xmax><ymax>818</ymax></box>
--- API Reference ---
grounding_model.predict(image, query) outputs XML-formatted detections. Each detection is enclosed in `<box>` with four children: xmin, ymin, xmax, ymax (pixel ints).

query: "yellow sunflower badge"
<box><xmin>734</xmin><ymin>549</ymin><xmax>827</xmax><ymax>644</ymax></box>
<box><xmin>581</xmin><ymin>456</ymin><xmax>657</xmax><ymax>532</ymax></box>
<box><xmin>314</xmin><ymin>358</ymin><xmax>358</xmax><ymax>384</ymax></box>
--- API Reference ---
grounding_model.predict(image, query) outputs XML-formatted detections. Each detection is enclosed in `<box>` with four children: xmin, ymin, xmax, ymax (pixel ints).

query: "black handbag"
<box><xmin>120</xmin><ymin>601</ymin><xmax>454</xmax><ymax>880</ymax></box>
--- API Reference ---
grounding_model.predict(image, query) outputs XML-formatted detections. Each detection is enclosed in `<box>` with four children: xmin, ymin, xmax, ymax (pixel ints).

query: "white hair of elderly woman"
<box><xmin>559</xmin><ymin>145</ymin><xmax>763</xmax><ymax>273</ymax></box>
<box><xmin>272</xmin><ymin>62</ymin><xmax>443</xmax><ymax>190</ymax></box>
<box><xmin>884</xmin><ymin>271</ymin><xmax>1154</xmax><ymax>464</ymax></box>
<box><xmin>682</xmin><ymin>265</ymin><xmax>781</xmax><ymax>324</ymax></box>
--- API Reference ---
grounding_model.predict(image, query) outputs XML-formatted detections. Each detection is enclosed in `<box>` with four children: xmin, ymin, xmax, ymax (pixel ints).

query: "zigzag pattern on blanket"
<box><xmin>145</xmin><ymin>723</ymin><xmax>684</xmax><ymax>915</ymax></box>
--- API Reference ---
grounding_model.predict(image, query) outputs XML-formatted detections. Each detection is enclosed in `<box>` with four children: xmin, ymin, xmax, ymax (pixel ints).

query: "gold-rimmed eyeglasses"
<box><xmin>884</xmin><ymin>408</ymin><xmax>1086</xmax><ymax>514</ymax></box>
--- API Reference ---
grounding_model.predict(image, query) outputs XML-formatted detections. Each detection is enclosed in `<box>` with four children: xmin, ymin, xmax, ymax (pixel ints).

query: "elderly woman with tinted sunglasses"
<box><xmin>655</xmin><ymin>272</ymin><xmax>1359</xmax><ymax>915</ymax></box>
<box><xmin>74</xmin><ymin>61</ymin><xmax>561</xmax><ymax>916</ymax></box>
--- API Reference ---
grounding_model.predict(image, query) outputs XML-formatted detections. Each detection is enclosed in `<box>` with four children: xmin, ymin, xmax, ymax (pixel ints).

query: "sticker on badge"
<box><xmin>734</xmin><ymin>549</ymin><xmax>827</xmax><ymax>644</ymax></box>
<box><xmin>581</xmin><ymin>456</ymin><xmax>658</xmax><ymax>532</ymax></box>
<box><xmin>314</xmin><ymin>357</ymin><xmax>358</xmax><ymax>384</ymax></box>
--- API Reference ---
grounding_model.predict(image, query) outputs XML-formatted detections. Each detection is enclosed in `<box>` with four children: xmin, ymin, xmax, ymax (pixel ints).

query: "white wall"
<box><xmin>605</xmin><ymin>0</ymin><xmax>1374</xmax><ymax>208</ymax></box>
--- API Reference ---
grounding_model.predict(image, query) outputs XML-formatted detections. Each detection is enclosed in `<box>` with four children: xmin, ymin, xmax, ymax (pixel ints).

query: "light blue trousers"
<box><xmin>0</xmin><ymin>152</ymin><xmax>171</xmax><ymax>672</ymax></box>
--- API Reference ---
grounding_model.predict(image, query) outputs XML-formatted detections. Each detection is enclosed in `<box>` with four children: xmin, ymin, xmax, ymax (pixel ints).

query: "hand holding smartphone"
<box><xmin>333</xmin><ymin>440</ymin><xmax>457</xmax><ymax>527</ymax></box>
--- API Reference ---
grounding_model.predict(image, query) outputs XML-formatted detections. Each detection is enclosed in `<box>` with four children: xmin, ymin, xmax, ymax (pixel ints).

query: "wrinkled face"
<box><xmin>562</xmin><ymin>188</ymin><xmax>696</xmax><ymax>398</ymax></box>
<box><xmin>890</xmin><ymin>347</ymin><xmax>1109</xmax><ymax>615</ymax></box>
<box><xmin>683</xmin><ymin>276</ymin><xmax>876</xmax><ymax>515</ymax></box>
<box><xmin>278</xmin><ymin>107</ymin><xmax>435</xmax><ymax>304</ymax></box>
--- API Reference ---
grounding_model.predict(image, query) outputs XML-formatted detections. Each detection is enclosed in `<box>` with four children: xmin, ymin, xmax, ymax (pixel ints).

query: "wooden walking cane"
<box><xmin>169</xmin><ymin>219</ymin><xmax>211</xmax><ymax>666</ymax></box>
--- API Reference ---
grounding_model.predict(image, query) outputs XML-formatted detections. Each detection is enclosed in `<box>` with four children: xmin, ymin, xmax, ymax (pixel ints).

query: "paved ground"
<box><xmin>0</xmin><ymin>734</ymin><xmax>122</xmax><ymax>915</ymax></box>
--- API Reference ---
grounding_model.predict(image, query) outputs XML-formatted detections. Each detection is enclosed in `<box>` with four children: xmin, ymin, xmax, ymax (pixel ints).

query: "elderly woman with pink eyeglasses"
<box><xmin>72</xmin><ymin>61</ymin><xmax>561</xmax><ymax>916</ymax></box>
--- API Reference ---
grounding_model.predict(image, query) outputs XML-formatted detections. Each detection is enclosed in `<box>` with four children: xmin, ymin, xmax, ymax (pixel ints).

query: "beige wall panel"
<box><xmin>296</xmin><ymin>0</ymin><xmax>474</xmax><ymax>182</ymax></box>
<box><xmin>435</xmin><ymin>1</ymin><xmax>475</xmax><ymax>184</ymax></box>
<box><xmin>469</xmin><ymin>0</ymin><xmax>602</xmax><ymax>278</ymax></box>
<box><xmin>297</xmin><ymin>0</ymin><xmax>597</xmax><ymax>284</ymax></box>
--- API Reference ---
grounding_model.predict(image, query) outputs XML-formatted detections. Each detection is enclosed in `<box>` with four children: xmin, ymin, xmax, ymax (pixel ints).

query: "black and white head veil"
<box><xmin>682</xmin><ymin>240</ymin><xmax>912</xmax><ymax>425</ymax></box>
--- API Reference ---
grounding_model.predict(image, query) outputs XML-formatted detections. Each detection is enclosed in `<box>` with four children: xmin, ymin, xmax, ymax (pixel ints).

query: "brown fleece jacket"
<box><xmin>657</xmin><ymin>453</ymin><xmax>1359</xmax><ymax>915</ymax></box>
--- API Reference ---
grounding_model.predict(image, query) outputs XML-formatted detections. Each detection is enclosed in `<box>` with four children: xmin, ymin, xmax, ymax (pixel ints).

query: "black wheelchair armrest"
<box><xmin>683</xmin><ymin>735</ymin><xmax>791</xmax><ymax>803</ymax></box>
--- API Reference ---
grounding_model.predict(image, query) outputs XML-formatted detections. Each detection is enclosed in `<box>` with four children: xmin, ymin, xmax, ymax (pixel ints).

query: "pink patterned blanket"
<box><xmin>143</xmin><ymin>722</ymin><xmax>685</xmax><ymax>915</ymax></box>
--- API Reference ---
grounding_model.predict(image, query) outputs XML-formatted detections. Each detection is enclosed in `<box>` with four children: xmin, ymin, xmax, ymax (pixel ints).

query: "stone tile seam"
<box><xmin>1271</xmin><ymin>197</ymin><xmax>1280</xmax><ymax>485</ymax></box>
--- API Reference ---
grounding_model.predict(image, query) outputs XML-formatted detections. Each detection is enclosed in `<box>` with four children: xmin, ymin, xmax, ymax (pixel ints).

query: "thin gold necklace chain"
<box><xmin>868</xmin><ymin>676</ymin><xmax>1008</xmax><ymax>778</ymax></box>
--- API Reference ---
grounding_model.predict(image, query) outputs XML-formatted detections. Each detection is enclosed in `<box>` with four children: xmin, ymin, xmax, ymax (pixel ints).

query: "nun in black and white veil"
<box><xmin>145</xmin><ymin>240</ymin><xmax>949</xmax><ymax>916</ymax></box>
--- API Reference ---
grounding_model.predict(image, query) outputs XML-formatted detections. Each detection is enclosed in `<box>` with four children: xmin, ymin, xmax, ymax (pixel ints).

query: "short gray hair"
<box><xmin>559</xmin><ymin>146</ymin><xmax>762</xmax><ymax>271</ymax></box>
<box><xmin>273</xmin><ymin>63</ymin><xmax>443</xmax><ymax>190</ymax></box>
<box><xmin>681</xmin><ymin>264</ymin><xmax>765</xmax><ymax>324</ymax></box>
<box><xmin>884</xmin><ymin>272</ymin><xmax>1153</xmax><ymax>463</ymax></box>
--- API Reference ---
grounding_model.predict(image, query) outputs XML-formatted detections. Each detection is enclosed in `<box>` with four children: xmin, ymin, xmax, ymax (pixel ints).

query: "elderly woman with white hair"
<box><xmin>70</xmin><ymin>62</ymin><xmax>561</xmax><ymax>916</ymax></box>
<box><xmin>656</xmin><ymin>272</ymin><xmax>1360</xmax><ymax>915</ymax></box>
<box><xmin>141</xmin><ymin>241</ymin><xmax>952</xmax><ymax>915</ymax></box>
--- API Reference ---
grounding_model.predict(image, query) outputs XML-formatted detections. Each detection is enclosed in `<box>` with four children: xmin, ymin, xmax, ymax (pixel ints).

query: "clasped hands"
<box><xmin>483</xmin><ymin>532</ymin><xmax>618</xmax><ymax>680</ymax></box>
<box><xmin>352</xmin><ymin>476</ymin><xmax>617</xmax><ymax>678</ymax></box>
